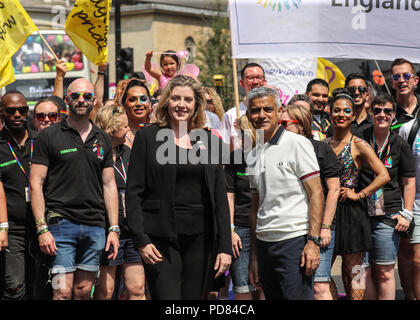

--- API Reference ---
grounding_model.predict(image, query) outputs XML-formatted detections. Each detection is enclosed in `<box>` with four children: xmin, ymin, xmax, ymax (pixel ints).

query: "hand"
<box><xmin>320</xmin><ymin>228</ymin><xmax>331</xmax><ymax>248</ymax></box>
<box><xmin>55</xmin><ymin>60</ymin><xmax>67</xmax><ymax>78</ymax></box>
<box><xmin>233</xmin><ymin>118</ymin><xmax>240</xmax><ymax>130</ymax></box>
<box><xmin>140</xmin><ymin>243</ymin><xmax>163</xmax><ymax>264</ymax></box>
<box><xmin>248</xmin><ymin>254</ymin><xmax>261</xmax><ymax>289</ymax></box>
<box><xmin>231</xmin><ymin>231</ymin><xmax>242</xmax><ymax>259</ymax></box>
<box><xmin>300</xmin><ymin>241</ymin><xmax>320</xmax><ymax>276</ymax></box>
<box><xmin>98</xmin><ymin>63</ymin><xmax>108</xmax><ymax>73</ymax></box>
<box><xmin>0</xmin><ymin>231</ymin><xmax>8</xmax><ymax>251</ymax></box>
<box><xmin>145</xmin><ymin>50</ymin><xmax>153</xmax><ymax>59</ymax></box>
<box><xmin>214</xmin><ymin>253</ymin><xmax>231</xmax><ymax>278</ymax></box>
<box><xmin>38</xmin><ymin>231</ymin><xmax>57</xmax><ymax>255</ymax></box>
<box><xmin>392</xmin><ymin>214</ymin><xmax>410</xmax><ymax>232</ymax></box>
<box><xmin>339</xmin><ymin>187</ymin><xmax>359</xmax><ymax>202</ymax></box>
<box><xmin>105</xmin><ymin>232</ymin><xmax>120</xmax><ymax>260</ymax></box>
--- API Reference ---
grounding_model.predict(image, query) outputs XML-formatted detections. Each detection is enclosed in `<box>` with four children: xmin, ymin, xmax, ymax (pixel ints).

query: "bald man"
<box><xmin>30</xmin><ymin>78</ymin><xmax>119</xmax><ymax>300</ymax></box>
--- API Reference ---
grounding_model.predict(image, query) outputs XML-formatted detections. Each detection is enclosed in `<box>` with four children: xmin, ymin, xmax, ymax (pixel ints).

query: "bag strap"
<box><xmin>408</xmin><ymin>118</ymin><xmax>420</xmax><ymax>150</ymax></box>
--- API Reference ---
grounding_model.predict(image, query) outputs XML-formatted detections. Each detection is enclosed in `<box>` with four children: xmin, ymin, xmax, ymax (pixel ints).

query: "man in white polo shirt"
<box><xmin>246</xmin><ymin>87</ymin><xmax>324</xmax><ymax>300</ymax></box>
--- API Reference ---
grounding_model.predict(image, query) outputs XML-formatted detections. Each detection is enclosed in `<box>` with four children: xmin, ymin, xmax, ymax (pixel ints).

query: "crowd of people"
<box><xmin>0</xmin><ymin>52</ymin><xmax>419</xmax><ymax>301</ymax></box>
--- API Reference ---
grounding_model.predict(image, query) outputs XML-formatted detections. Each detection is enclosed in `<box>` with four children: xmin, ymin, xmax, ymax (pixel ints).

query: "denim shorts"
<box><xmin>48</xmin><ymin>218</ymin><xmax>106</xmax><ymax>274</ymax></box>
<box><xmin>229</xmin><ymin>226</ymin><xmax>256</xmax><ymax>294</ymax></box>
<box><xmin>411</xmin><ymin>214</ymin><xmax>420</xmax><ymax>244</ymax></box>
<box><xmin>314</xmin><ymin>229</ymin><xmax>335</xmax><ymax>282</ymax></box>
<box><xmin>100</xmin><ymin>235</ymin><xmax>142</xmax><ymax>266</ymax></box>
<box><xmin>369</xmin><ymin>213</ymin><xmax>400</xmax><ymax>265</ymax></box>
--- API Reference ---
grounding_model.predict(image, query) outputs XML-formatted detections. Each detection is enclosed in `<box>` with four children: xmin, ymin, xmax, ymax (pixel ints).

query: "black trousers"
<box><xmin>144</xmin><ymin>233</ymin><xmax>212</xmax><ymax>300</ymax></box>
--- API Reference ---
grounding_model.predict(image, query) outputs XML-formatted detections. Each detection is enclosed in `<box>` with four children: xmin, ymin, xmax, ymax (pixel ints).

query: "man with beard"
<box><xmin>305</xmin><ymin>79</ymin><xmax>330</xmax><ymax>140</ymax></box>
<box><xmin>29</xmin><ymin>78</ymin><xmax>119</xmax><ymax>300</ymax></box>
<box><xmin>0</xmin><ymin>91</ymin><xmax>37</xmax><ymax>299</ymax></box>
<box><xmin>221</xmin><ymin>63</ymin><xmax>267</xmax><ymax>150</ymax></box>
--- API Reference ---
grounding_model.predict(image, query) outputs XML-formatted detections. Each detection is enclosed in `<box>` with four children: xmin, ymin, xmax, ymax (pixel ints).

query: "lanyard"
<box><xmin>7</xmin><ymin>139</ymin><xmax>33</xmax><ymax>180</ymax></box>
<box><xmin>370</xmin><ymin>133</ymin><xmax>390</xmax><ymax>160</ymax></box>
<box><xmin>113</xmin><ymin>156</ymin><xmax>127</xmax><ymax>184</ymax></box>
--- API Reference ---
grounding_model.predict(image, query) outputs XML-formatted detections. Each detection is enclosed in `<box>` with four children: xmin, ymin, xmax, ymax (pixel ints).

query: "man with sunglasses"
<box><xmin>0</xmin><ymin>91</ymin><xmax>38</xmax><ymax>300</ymax></box>
<box><xmin>30</xmin><ymin>78</ymin><xmax>119</xmax><ymax>300</ymax></box>
<box><xmin>391</xmin><ymin>58</ymin><xmax>420</xmax><ymax>131</ymax></box>
<box><xmin>246</xmin><ymin>87</ymin><xmax>324</xmax><ymax>300</ymax></box>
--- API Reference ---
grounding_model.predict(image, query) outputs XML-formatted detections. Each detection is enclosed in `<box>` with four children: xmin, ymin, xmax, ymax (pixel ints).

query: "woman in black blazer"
<box><xmin>125</xmin><ymin>75</ymin><xmax>232</xmax><ymax>300</ymax></box>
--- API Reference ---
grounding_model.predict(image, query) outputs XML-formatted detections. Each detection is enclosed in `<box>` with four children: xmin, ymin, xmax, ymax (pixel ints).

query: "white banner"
<box><xmin>229</xmin><ymin>0</ymin><xmax>420</xmax><ymax>62</ymax></box>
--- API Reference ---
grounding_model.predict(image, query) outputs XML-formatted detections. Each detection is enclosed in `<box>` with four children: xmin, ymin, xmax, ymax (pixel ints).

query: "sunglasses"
<box><xmin>347</xmin><ymin>86</ymin><xmax>367</xmax><ymax>96</ymax></box>
<box><xmin>280</xmin><ymin>119</ymin><xmax>299</xmax><ymax>128</ymax></box>
<box><xmin>5</xmin><ymin>106</ymin><xmax>29</xmax><ymax>115</ymax></box>
<box><xmin>35</xmin><ymin>112</ymin><xmax>59</xmax><ymax>122</ymax></box>
<box><xmin>206</xmin><ymin>99</ymin><xmax>213</xmax><ymax>105</ymax></box>
<box><xmin>68</xmin><ymin>91</ymin><xmax>95</xmax><ymax>102</ymax></box>
<box><xmin>127</xmin><ymin>95</ymin><xmax>150</xmax><ymax>104</ymax></box>
<box><xmin>372</xmin><ymin>107</ymin><xmax>393</xmax><ymax>116</ymax></box>
<box><xmin>392</xmin><ymin>73</ymin><xmax>413</xmax><ymax>81</ymax></box>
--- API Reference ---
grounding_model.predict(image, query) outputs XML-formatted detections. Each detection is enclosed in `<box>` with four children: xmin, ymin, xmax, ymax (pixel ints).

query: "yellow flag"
<box><xmin>65</xmin><ymin>0</ymin><xmax>112</xmax><ymax>66</ymax></box>
<box><xmin>317</xmin><ymin>58</ymin><xmax>346</xmax><ymax>95</ymax></box>
<box><xmin>0</xmin><ymin>0</ymin><xmax>37</xmax><ymax>87</ymax></box>
<box><xmin>0</xmin><ymin>60</ymin><xmax>15</xmax><ymax>88</ymax></box>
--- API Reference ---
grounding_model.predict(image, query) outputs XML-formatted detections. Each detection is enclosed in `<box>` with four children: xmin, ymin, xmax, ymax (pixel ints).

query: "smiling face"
<box><xmin>246</xmin><ymin>95</ymin><xmax>278</xmax><ymax>134</ymax></box>
<box><xmin>347</xmin><ymin>78</ymin><xmax>369</xmax><ymax>109</ymax></box>
<box><xmin>307</xmin><ymin>84</ymin><xmax>329</xmax><ymax>113</ymax></box>
<box><xmin>330</xmin><ymin>98</ymin><xmax>355</xmax><ymax>129</ymax></box>
<box><xmin>1</xmin><ymin>93</ymin><xmax>28</xmax><ymax>132</ymax></box>
<box><xmin>167</xmin><ymin>86</ymin><xmax>196</xmax><ymax>126</ymax></box>
<box><xmin>240</xmin><ymin>66</ymin><xmax>267</xmax><ymax>94</ymax></box>
<box><xmin>33</xmin><ymin>101</ymin><xmax>60</xmax><ymax>131</ymax></box>
<box><xmin>371</xmin><ymin>102</ymin><xmax>395</xmax><ymax>130</ymax></box>
<box><xmin>391</xmin><ymin>63</ymin><xmax>419</xmax><ymax>97</ymax></box>
<box><xmin>161</xmin><ymin>56</ymin><xmax>178</xmax><ymax>77</ymax></box>
<box><xmin>124</xmin><ymin>86</ymin><xmax>151</xmax><ymax>124</ymax></box>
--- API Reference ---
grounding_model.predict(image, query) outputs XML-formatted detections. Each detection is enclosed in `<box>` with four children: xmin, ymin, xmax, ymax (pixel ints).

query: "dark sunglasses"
<box><xmin>68</xmin><ymin>91</ymin><xmax>94</xmax><ymax>102</ymax></box>
<box><xmin>5</xmin><ymin>106</ymin><xmax>29</xmax><ymax>115</ymax></box>
<box><xmin>280</xmin><ymin>119</ymin><xmax>299</xmax><ymax>128</ymax></box>
<box><xmin>347</xmin><ymin>86</ymin><xmax>367</xmax><ymax>96</ymax></box>
<box><xmin>127</xmin><ymin>95</ymin><xmax>149</xmax><ymax>104</ymax></box>
<box><xmin>35</xmin><ymin>112</ymin><xmax>59</xmax><ymax>122</ymax></box>
<box><xmin>372</xmin><ymin>107</ymin><xmax>393</xmax><ymax>116</ymax></box>
<box><xmin>391</xmin><ymin>73</ymin><xmax>413</xmax><ymax>81</ymax></box>
<box><xmin>206</xmin><ymin>99</ymin><xmax>213</xmax><ymax>105</ymax></box>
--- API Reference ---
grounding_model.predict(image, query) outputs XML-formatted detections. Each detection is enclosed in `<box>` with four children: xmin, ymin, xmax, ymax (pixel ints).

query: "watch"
<box><xmin>307</xmin><ymin>234</ymin><xmax>322</xmax><ymax>246</ymax></box>
<box><xmin>108</xmin><ymin>226</ymin><xmax>121</xmax><ymax>237</ymax></box>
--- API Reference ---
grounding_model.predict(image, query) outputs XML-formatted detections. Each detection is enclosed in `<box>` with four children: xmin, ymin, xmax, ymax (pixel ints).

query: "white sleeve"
<box><xmin>399</xmin><ymin>120</ymin><xmax>414</xmax><ymax>142</ymax></box>
<box><xmin>220</xmin><ymin>111</ymin><xmax>232</xmax><ymax>144</ymax></box>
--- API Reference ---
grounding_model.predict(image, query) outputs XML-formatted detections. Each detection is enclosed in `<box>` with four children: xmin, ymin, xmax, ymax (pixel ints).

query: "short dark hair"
<box><xmin>0</xmin><ymin>90</ymin><xmax>26</xmax><ymax>109</ymax></box>
<box><xmin>240</xmin><ymin>62</ymin><xmax>265</xmax><ymax>79</ymax></box>
<box><xmin>345</xmin><ymin>73</ymin><xmax>368</xmax><ymax>88</ymax></box>
<box><xmin>371</xmin><ymin>93</ymin><xmax>396</xmax><ymax>112</ymax></box>
<box><xmin>391</xmin><ymin>58</ymin><xmax>416</xmax><ymax>75</ymax></box>
<box><xmin>288</xmin><ymin>94</ymin><xmax>314</xmax><ymax>111</ymax></box>
<box><xmin>305</xmin><ymin>78</ymin><xmax>329</xmax><ymax>94</ymax></box>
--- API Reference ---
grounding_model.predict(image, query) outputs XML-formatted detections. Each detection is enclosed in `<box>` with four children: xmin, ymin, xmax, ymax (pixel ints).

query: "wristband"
<box><xmin>321</xmin><ymin>224</ymin><xmax>331</xmax><ymax>229</ymax></box>
<box><xmin>0</xmin><ymin>222</ymin><xmax>9</xmax><ymax>228</ymax></box>
<box><xmin>108</xmin><ymin>225</ymin><xmax>121</xmax><ymax>237</ymax></box>
<box><xmin>231</xmin><ymin>224</ymin><xmax>235</xmax><ymax>231</ymax></box>
<box><xmin>0</xmin><ymin>227</ymin><xmax>8</xmax><ymax>233</ymax></box>
<box><xmin>35</xmin><ymin>218</ymin><xmax>46</xmax><ymax>227</ymax></box>
<box><xmin>98</xmin><ymin>71</ymin><xmax>105</xmax><ymax>76</ymax></box>
<box><xmin>37</xmin><ymin>226</ymin><xmax>49</xmax><ymax>236</ymax></box>
<box><xmin>400</xmin><ymin>209</ymin><xmax>413</xmax><ymax>222</ymax></box>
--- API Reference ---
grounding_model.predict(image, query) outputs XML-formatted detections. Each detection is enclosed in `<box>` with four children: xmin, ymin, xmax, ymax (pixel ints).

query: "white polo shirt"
<box><xmin>248</xmin><ymin>126</ymin><xmax>320</xmax><ymax>242</ymax></box>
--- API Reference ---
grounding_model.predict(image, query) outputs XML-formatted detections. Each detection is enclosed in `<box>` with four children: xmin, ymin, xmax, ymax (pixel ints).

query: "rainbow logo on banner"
<box><xmin>257</xmin><ymin>0</ymin><xmax>302</xmax><ymax>13</ymax></box>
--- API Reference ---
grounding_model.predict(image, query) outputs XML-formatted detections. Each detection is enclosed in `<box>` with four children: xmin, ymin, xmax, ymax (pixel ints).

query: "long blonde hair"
<box><xmin>204</xmin><ymin>87</ymin><xmax>225</xmax><ymax>121</ymax></box>
<box><xmin>153</xmin><ymin>75</ymin><xmax>206</xmax><ymax>130</ymax></box>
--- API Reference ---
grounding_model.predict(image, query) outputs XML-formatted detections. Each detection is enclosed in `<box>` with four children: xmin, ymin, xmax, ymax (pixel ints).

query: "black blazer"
<box><xmin>125</xmin><ymin>124</ymin><xmax>232</xmax><ymax>256</ymax></box>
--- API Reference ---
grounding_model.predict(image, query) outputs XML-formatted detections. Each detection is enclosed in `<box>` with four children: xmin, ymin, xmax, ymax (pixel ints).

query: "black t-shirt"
<box><xmin>31</xmin><ymin>119</ymin><xmax>113</xmax><ymax>228</ymax></box>
<box><xmin>112</xmin><ymin>144</ymin><xmax>130</xmax><ymax>235</ymax></box>
<box><xmin>224</xmin><ymin>149</ymin><xmax>251</xmax><ymax>228</ymax></box>
<box><xmin>0</xmin><ymin>126</ymin><xmax>37</xmax><ymax>226</ymax></box>
<box><xmin>359</xmin><ymin>128</ymin><xmax>415</xmax><ymax>216</ymax></box>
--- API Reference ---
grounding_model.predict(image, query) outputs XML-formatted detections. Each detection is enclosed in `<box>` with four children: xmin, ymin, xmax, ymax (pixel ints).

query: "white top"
<box><xmin>248</xmin><ymin>128</ymin><xmax>320</xmax><ymax>242</ymax></box>
<box><xmin>399</xmin><ymin>119</ymin><xmax>420</xmax><ymax>214</ymax></box>
<box><xmin>220</xmin><ymin>102</ymin><xmax>247</xmax><ymax>150</ymax></box>
<box><xmin>205</xmin><ymin>110</ymin><xmax>221</xmax><ymax>130</ymax></box>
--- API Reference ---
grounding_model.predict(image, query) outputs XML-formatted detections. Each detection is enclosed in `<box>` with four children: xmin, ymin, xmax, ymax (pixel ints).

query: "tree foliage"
<box><xmin>195</xmin><ymin>0</ymin><xmax>233</xmax><ymax>111</ymax></box>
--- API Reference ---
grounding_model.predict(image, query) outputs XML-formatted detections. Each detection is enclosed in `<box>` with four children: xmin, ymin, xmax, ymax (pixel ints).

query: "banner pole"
<box><xmin>232</xmin><ymin>58</ymin><xmax>240</xmax><ymax>119</ymax></box>
<box><xmin>374</xmin><ymin>60</ymin><xmax>391</xmax><ymax>94</ymax></box>
<box><xmin>37</xmin><ymin>30</ymin><xmax>59</xmax><ymax>62</ymax></box>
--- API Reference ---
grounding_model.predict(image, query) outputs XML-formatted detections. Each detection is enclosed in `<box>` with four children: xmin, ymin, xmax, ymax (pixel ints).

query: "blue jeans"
<box><xmin>48</xmin><ymin>218</ymin><xmax>105</xmax><ymax>274</ymax></box>
<box><xmin>314</xmin><ymin>229</ymin><xmax>335</xmax><ymax>282</ymax></box>
<box><xmin>230</xmin><ymin>226</ymin><xmax>256</xmax><ymax>294</ymax></box>
<box><xmin>370</xmin><ymin>214</ymin><xmax>400</xmax><ymax>265</ymax></box>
